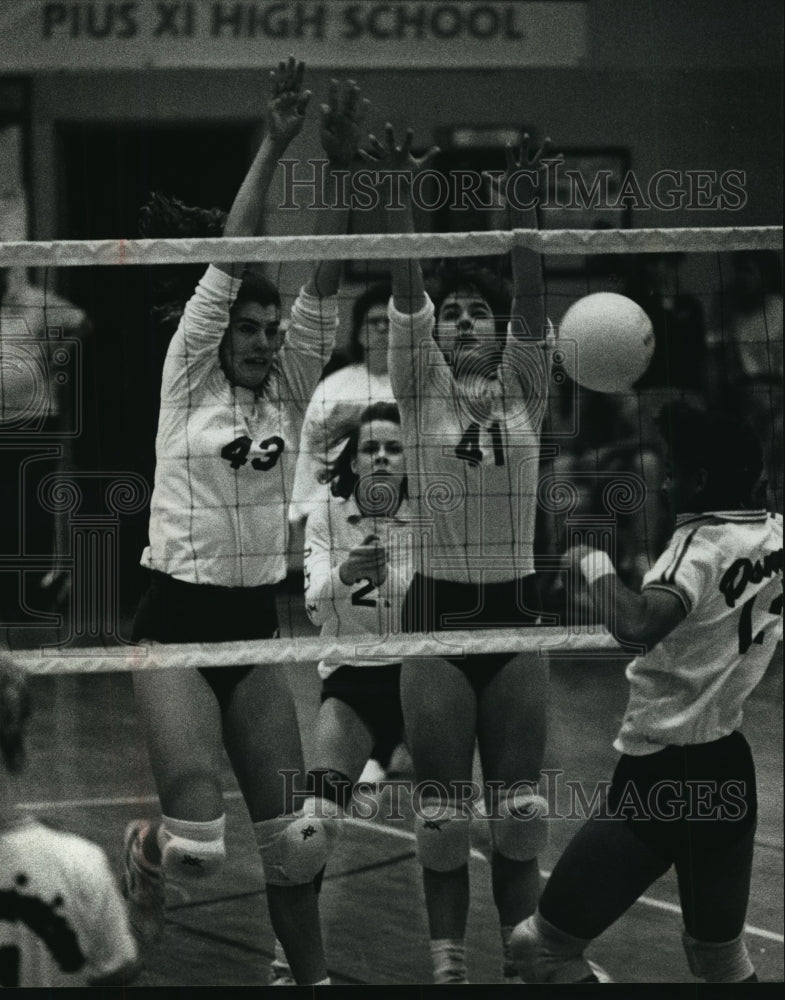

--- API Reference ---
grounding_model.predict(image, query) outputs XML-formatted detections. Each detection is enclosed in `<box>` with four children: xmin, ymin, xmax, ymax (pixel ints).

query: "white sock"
<box><xmin>430</xmin><ymin>938</ymin><xmax>467</xmax><ymax>984</ymax></box>
<box><xmin>516</xmin><ymin>911</ymin><xmax>595</xmax><ymax>983</ymax></box>
<box><xmin>271</xmin><ymin>938</ymin><xmax>290</xmax><ymax>971</ymax></box>
<box><xmin>158</xmin><ymin>813</ymin><xmax>225</xmax><ymax>851</ymax></box>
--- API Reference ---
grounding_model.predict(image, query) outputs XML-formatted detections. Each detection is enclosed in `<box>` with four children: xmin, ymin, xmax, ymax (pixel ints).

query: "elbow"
<box><xmin>614</xmin><ymin>617</ymin><xmax>659</xmax><ymax>651</ymax></box>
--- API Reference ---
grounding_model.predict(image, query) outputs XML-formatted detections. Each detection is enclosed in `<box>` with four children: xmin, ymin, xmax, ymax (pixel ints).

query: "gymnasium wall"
<box><xmin>25</xmin><ymin>0</ymin><xmax>782</xmax><ymax>246</ymax></box>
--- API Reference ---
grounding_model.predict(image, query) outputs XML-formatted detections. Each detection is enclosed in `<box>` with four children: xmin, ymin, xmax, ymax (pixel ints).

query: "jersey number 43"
<box><xmin>221</xmin><ymin>435</ymin><xmax>285</xmax><ymax>471</ymax></box>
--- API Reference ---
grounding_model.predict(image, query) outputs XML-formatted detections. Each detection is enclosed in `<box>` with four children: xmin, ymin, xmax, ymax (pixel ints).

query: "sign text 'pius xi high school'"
<box><xmin>2</xmin><ymin>1</ymin><xmax>587</xmax><ymax>70</ymax></box>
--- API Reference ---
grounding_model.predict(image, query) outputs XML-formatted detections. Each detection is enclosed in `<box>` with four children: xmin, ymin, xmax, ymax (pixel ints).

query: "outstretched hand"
<box><xmin>266</xmin><ymin>55</ymin><xmax>312</xmax><ymax>146</ymax></box>
<box><xmin>506</xmin><ymin>133</ymin><xmax>559</xmax><ymax>176</ymax></box>
<box><xmin>359</xmin><ymin>124</ymin><xmax>440</xmax><ymax>194</ymax></box>
<box><xmin>320</xmin><ymin>78</ymin><xmax>370</xmax><ymax>167</ymax></box>
<box><xmin>485</xmin><ymin>134</ymin><xmax>561</xmax><ymax>213</ymax></box>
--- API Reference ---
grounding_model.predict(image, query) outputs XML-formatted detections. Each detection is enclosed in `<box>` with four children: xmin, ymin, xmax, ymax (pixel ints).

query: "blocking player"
<box><xmin>365</xmin><ymin>127</ymin><xmax>555</xmax><ymax>984</ymax></box>
<box><xmin>1</xmin><ymin>656</ymin><xmax>139</xmax><ymax>986</ymax></box>
<box><xmin>512</xmin><ymin>402</ymin><xmax>782</xmax><ymax>984</ymax></box>
<box><xmin>123</xmin><ymin>59</ymin><xmax>368</xmax><ymax>986</ymax></box>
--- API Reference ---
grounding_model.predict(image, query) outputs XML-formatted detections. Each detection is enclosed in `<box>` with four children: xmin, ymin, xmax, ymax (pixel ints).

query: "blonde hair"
<box><xmin>0</xmin><ymin>656</ymin><xmax>31</xmax><ymax>774</ymax></box>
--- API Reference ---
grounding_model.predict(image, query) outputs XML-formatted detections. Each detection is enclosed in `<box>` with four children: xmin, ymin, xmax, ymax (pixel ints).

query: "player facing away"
<box><xmin>0</xmin><ymin>657</ymin><xmax>139</xmax><ymax>986</ymax></box>
<box><xmin>124</xmin><ymin>59</ymin><xmax>369</xmax><ymax>985</ymax></box>
<box><xmin>512</xmin><ymin>402</ymin><xmax>783</xmax><ymax>984</ymax></box>
<box><xmin>364</xmin><ymin>128</ymin><xmax>556</xmax><ymax>984</ymax></box>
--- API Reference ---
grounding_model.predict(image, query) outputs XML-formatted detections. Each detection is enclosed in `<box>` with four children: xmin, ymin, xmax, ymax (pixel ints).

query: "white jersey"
<box><xmin>0</xmin><ymin>817</ymin><xmax>137</xmax><ymax>987</ymax></box>
<box><xmin>304</xmin><ymin>490</ymin><xmax>413</xmax><ymax>675</ymax></box>
<box><xmin>388</xmin><ymin>294</ymin><xmax>550</xmax><ymax>584</ymax></box>
<box><xmin>616</xmin><ymin>510</ymin><xmax>783</xmax><ymax>755</ymax></box>
<box><xmin>290</xmin><ymin>364</ymin><xmax>395</xmax><ymax>523</ymax></box>
<box><xmin>141</xmin><ymin>265</ymin><xmax>337</xmax><ymax>587</ymax></box>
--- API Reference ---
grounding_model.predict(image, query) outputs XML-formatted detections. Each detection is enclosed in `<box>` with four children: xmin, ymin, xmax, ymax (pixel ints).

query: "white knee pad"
<box><xmin>159</xmin><ymin>814</ymin><xmax>226</xmax><ymax>879</ymax></box>
<box><xmin>490</xmin><ymin>790</ymin><xmax>549</xmax><ymax>861</ymax></box>
<box><xmin>414</xmin><ymin>799</ymin><xmax>471</xmax><ymax>872</ymax></box>
<box><xmin>682</xmin><ymin>931</ymin><xmax>755</xmax><ymax>983</ymax></box>
<box><xmin>254</xmin><ymin>798</ymin><xmax>343</xmax><ymax>887</ymax></box>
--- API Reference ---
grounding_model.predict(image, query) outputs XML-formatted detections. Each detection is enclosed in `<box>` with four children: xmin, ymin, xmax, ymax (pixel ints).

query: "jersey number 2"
<box><xmin>221</xmin><ymin>435</ymin><xmax>285</xmax><ymax>471</ymax></box>
<box><xmin>738</xmin><ymin>586</ymin><xmax>783</xmax><ymax>654</ymax></box>
<box><xmin>351</xmin><ymin>579</ymin><xmax>391</xmax><ymax>609</ymax></box>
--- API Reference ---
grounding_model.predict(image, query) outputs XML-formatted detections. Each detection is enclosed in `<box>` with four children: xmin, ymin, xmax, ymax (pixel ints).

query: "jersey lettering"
<box><xmin>489</xmin><ymin>421</ymin><xmax>505</xmax><ymax>466</ymax></box>
<box><xmin>252</xmin><ymin>436</ymin><xmax>285</xmax><ymax>471</ymax></box>
<box><xmin>351</xmin><ymin>578</ymin><xmax>377</xmax><ymax>608</ymax></box>
<box><xmin>454</xmin><ymin>423</ymin><xmax>482</xmax><ymax>465</ymax></box>
<box><xmin>737</xmin><ymin>583</ymin><xmax>783</xmax><ymax>654</ymax></box>
<box><xmin>0</xmin><ymin>881</ymin><xmax>86</xmax><ymax>975</ymax></box>
<box><xmin>220</xmin><ymin>435</ymin><xmax>252</xmax><ymax>469</ymax></box>
<box><xmin>719</xmin><ymin>547</ymin><xmax>784</xmax><ymax>607</ymax></box>
<box><xmin>221</xmin><ymin>435</ymin><xmax>285</xmax><ymax>472</ymax></box>
<box><xmin>454</xmin><ymin>423</ymin><xmax>506</xmax><ymax>467</ymax></box>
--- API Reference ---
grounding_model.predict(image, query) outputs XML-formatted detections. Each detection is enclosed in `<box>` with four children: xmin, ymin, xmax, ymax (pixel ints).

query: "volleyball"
<box><xmin>558</xmin><ymin>293</ymin><xmax>655</xmax><ymax>393</ymax></box>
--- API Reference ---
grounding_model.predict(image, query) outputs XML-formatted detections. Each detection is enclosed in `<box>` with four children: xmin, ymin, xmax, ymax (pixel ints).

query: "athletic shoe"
<box><xmin>269</xmin><ymin>939</ymin><xmax>296</xmax><ymax>986</ymax></box>
<box><xmin>387</xmin><ymin>742</ymin><xmax>414</xmax><ymax>777</ymax></box>
<box><xmin>510</xmin><ymin>918</ymin><xmax>611</xmax><ymax>984</ymax></box>
<box><xmin>584</xmin><ymin>960</ymin><xmax>613</xmax><ymax>983</ymax></box>
<box><xmin>357</xmin><ymin>758</ymin><xmax>386</xmax><ymax>786</ymax></box>
<box><xmin>122</xmin><ymin>820</ymin><xmax>166</xmax><ymax>946</ymax></box>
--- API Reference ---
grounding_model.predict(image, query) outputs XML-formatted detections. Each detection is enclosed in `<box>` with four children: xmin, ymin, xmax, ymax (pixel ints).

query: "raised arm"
<box><xmin>498</xmin><ymin>137</ymin><xmax>555</xmax><ymax>342</ymax></box>
<box><xmin>304</xmin><ymin>79</ymin><xmax>370</xmax><ymax>299</ymax></box>
<box><xmin>360</xmin><ymin>124</ymin><xmax>439</xmax><ymax>315</ymax></box>
<box><xmin>216</xmin><ymin>56</ymin><xmax>311</xmax><ymax>276</ymax></box>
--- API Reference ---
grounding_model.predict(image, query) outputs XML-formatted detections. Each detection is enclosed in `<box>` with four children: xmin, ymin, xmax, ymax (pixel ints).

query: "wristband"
<box><xmin>579</xmin><ymin>550</ymin><xmax>616</xmax><ymax>585</ymax></box>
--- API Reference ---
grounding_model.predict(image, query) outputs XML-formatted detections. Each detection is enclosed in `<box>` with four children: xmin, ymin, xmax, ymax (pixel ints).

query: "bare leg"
<box><xmin>220</xmin><ymin>664</ymin><xmax>328</xmax><ymax>985</ymax></box>
<box><xmin>313</xmin><ymin>697</ymin><xmax>375</xmax><ymax>786</ymax></box>
<box><xmin>477</xmin><ymin>651</ymin><xmax>549</xmax><ymax>927</ymax></box>
<box><xmin>400</xmin><ymin>658</ymin><xmax>477</xmax><ymax>943</ymax></box>
<box><xmin>133</xmin><ymin>668</ymin><xmax>224</xmax><ymax>828</ymax></box>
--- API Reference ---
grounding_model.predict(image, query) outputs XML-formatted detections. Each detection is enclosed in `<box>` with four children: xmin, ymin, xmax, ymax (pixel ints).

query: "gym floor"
<box><xmin>11</xmin><ymin>597</ymin><xmax>783</xmax><ymax>988</ymax></box>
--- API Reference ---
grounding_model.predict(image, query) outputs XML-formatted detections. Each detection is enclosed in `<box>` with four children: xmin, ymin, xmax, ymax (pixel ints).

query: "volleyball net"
<box><xmin>1</xmin><ymin>224</ymin><xmax>781</xmax><ymax>675</ymax></box>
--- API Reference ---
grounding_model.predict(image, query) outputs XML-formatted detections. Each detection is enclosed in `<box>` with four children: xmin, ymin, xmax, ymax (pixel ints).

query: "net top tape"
<box><xmin>0</xmin><ymin>227</ymin><xmax>780</xmax><ymax>267</ymax></box>
<box><xmin>14</xmin><ymin>627</ymin><xmax>622</xmax><ymax>675</ymax></box>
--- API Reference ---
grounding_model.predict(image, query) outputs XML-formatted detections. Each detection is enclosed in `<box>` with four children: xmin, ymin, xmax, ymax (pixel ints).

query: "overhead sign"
<box><xmin>2</xmin><ymin>1</ymin><xmax>587</xmax><ymax>70</ymax></box>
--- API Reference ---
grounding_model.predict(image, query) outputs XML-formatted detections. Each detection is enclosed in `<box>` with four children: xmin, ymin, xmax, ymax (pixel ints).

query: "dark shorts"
<box><xmin>607</xmin><ymin>731</ymin><xmax>758</xmax><ymax>860</ymax></box>
<box><xmin>401</xmin><ymin>572</ymin><xmax>543</xmax><ymax>693</ymax></box>
<box><xmin>132</xmin><ymin>569</ymin><xmax>279</xmax><ymax>704</ymax></box>
<box><xmin>321</xmin><ymin>663</ymin><xmax>404</xmax><ymax>758</ymax></box>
